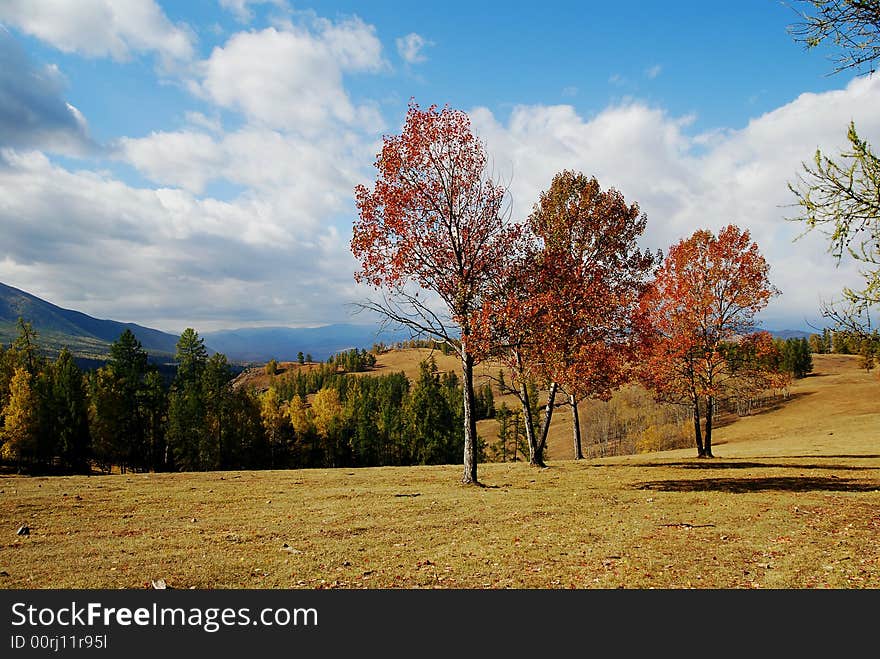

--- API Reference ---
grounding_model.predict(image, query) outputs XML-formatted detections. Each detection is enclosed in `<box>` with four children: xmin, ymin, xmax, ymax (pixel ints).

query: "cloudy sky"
<box><xmin>0</xmin><ymin>0</ymin><xmax>877</xmax><ymax>334</ymax></box>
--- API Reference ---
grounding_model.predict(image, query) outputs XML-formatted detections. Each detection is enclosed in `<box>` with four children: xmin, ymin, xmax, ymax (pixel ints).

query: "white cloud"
<box><xmin>194</xmin><ymin>21</ymin><xmax>385</xmax><ymax>133</ymax></box>
<box><xmin>470</xmin><ymin>75</ymin><xmax>880</xmax><ymax>328</ymax></box>
<box><xmin>218</xmin><ymin>0</ymin><xmax>287</xmax><ymax>23</ymax></box>
<box><xmin>184</xmin><ymin>111</ymin><xmax>222</xmax><ymax>133</ymax></box>
<box><xmin>0</xmin><ymin>148</ymin><xmax>362</xmax><ymax>332</ymax></box>
<box><xmin>117</xmin><ymin>131</ymin><xmax>226</xmax><ymax>194</ymax></box>
<box><xmin>396</xmin><ymin>32</ymin><xmax>432</xmax><ymax>64</ymax></box>
<box><xmin>0</xmin><ymin>0</ymin><xmax>195</xmax><ymax>64</ymax></box>
<box><xmin>116</xmin><ymin>125</ymin><xmax>376</xmax><ymax>223</ymax></box>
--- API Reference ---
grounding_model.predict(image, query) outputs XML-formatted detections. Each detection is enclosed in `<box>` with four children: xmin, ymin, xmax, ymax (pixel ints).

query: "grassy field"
<box><xmin>1</xmin><ymin>354</ymin><xmax>878</xmax><ymax>589</ymax></box>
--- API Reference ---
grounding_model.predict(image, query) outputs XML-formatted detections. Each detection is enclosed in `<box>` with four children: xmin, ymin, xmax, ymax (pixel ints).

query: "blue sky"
<box><xmin>0</xmin><ymin>0</ymin><xmax>877</xmax><ymax>334</ymax></box>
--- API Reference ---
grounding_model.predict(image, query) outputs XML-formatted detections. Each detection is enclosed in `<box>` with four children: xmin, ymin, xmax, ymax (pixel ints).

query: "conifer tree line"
<box><xmin>0</xmin><ymin>319</ymin><xmax>498</xmax><ymax>474</ymax></box>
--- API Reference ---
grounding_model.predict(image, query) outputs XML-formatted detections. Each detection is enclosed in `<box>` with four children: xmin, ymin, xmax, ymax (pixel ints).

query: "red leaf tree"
<box><xmin>471</xmin><ymin>172</ymin><xmax>655</xmax><ymax>465</ymax></box>
<box><xmin>351</xmin><ymin>101</ymin><xmax>519</xmax><ymax>484</ymax></box>
<box><xmin>528</xmin><ymin>171</ymin><xmax>657</xmax><ymax>460</ymax></box>
<box><xmin>470</xmin><ymin>230</ymin><xmax>546</xmax><ymax>465</ymax></box>
<box><xmin>639</xmin><ymin>224</ymin><xmax>781</xmax><ymax>457</ymax></box>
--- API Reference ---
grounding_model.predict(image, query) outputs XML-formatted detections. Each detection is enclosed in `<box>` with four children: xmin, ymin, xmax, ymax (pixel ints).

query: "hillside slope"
<box><xmin>237</xmin><ymin>349</ymin><xmax>879</xmax><ymax>463</ymax></box>
<box><xmin>0</xmin><ymin>281</ymin><xmax>181</xmax><ymax>359</ymax></box>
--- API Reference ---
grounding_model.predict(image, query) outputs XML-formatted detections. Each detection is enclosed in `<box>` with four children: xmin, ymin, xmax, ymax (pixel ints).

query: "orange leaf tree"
<box><xmin>528</xmin><ymin>171</ymin><xmax>657</xmax><ymax>460</ymax></box>
<box><xmin>639</xmin><ymin>225</ymin><xmax>781</xmax><ymax>457</ymax></box>
<box><xmin>351</xmin><ymin>101</ymin><xmax>519</xmax><ymax>484</ymax></box>
<box><xmin>470</xmin><ymin>229</ymin><xmax>546</xmax><ymax>465</ymax></box>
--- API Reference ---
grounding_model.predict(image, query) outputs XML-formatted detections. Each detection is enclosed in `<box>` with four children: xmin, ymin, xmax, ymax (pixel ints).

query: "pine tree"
<box><xmin>175</xmin><ymin>328</ymin><xmax>208</xmax><ymax>384</ymax></box>
<box><xmin>167</xmin><ymin>329</ymin><xmax>209</xmax><ymax>471</ymax></box>
<box><xmin>107</xmin><ymin>330</ymin><xmax>150</xmax><ymax>469</ymax></box>
<box><xmin>11</xmin><ymin>317</ymin><xmax>42</xmax><ymax>378</ymax></box>
<box><xmin>408</xmin><ymin>358</ymin><xmax>458</xmax><ymax>465</ymax></box>
<box><xmin>88</xmin><ymin>367</ymin><xmax>127</xmax><ymax>473</ymax></box>
<box><xmin>142</xmin><ymin>370</ymin><xmax>167</xmax><ymax>471</ymax></box>
<box><xmin>202</xmin><ymin>352</ymin><xmax>234</xmax><ymax>469</ymax></box>
<box><xmin>48</xmin><ymin>349</ymin><xmax>91</xmax><ymax>472</ymax></box>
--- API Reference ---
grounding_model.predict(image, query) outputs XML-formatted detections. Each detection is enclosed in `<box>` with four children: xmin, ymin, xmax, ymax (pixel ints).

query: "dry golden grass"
<box><xmin>1</xmin><ymin>354</ymin><xmax>878</xmax><ymax>589</ymax></box>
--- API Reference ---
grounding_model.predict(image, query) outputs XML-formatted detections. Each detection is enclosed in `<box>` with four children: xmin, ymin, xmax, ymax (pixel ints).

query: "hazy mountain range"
<box><xmin>0</xmin><ymin>281</ymin><xmax>410</xmax><ymax>364</ymax></box>
<box><xmin>0</xmin><ymin>280</ymin><xmax>809</xmax><ymax>365</ymax></box>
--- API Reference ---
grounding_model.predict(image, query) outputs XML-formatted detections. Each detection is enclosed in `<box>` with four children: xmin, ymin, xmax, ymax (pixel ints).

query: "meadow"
<box><xmin>1</xmin><ymin>354</ymin><xmax>878</xmax><ymax>589</ymax></box>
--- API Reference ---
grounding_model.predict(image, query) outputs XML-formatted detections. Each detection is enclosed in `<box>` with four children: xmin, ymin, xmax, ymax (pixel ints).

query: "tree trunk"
<box><xmin>703</xmin><ymin>395</ymin><xmax>714</xmax><ymax>458</ymax></box>
<box><xmin>514</xmin><ymin>351</ymin><xmax>543</xmax><ymax>467</ymax></box>
<box><xmin>461</xmin><ymin>349</ymin><xmax>479</xmax><ymax>484</ymax></box>
<box><xmin>536</xmin><ymin>381</ymin><xmax>558</xmax><ymax>462</ymax></box>
<box><xmin>692</xmin><ymin>394</ymin><xmax>705</xmax><ymax>457</ymax></box>
<box><xmin>570</xmin><ymin>394</ymin><xmax>584</xmax><ymax>460</ymax></box>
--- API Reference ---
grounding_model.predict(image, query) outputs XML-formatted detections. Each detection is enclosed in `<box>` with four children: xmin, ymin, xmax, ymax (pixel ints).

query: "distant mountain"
<box><xmin>202</xmin><ymin>324</ymin><xmax>412</xmax><ymax>363</ymax></box>
<box><xmin>761</xmin><ymin>328</ymin><xmax>812</xmax><ymax>340</ymax></box>
<box><xmin>0</xmin><ymin>281</ymin><xmax>181</xmax><ymax>360</ymax></box>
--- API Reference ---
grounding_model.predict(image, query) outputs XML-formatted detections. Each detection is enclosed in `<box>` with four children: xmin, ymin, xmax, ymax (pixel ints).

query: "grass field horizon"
<box><xmin>2</xmin><ymin>354</ymin><xmax>878</xmax><ymax>589</ymax></box>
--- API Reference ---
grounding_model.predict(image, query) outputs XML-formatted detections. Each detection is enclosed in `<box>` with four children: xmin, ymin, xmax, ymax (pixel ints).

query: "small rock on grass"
<box><xmin>151</xmin><ymin>579</ymin><xmax>167</xmax><ymax>590</ymax></box>
<box><xmin>16</xmin><ymin>525</ymin><xmax>29</xmax><ymax>536</ymax></box>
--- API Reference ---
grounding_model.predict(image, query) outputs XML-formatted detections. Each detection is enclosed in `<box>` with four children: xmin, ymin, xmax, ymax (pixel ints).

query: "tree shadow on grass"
<box><xmin>632</xmin><ymin>476</ymin><xmax>880</xmax><ymax>493</ymax></box>
<box><xmin>637</xmin><ymin>460</ymin><xmax>878</xmax><ymax>471</ymax></box>
<box><xmin>781</xmin><ymin>454</ymin><xmax>880</xmax><ymax>460</ymax></box>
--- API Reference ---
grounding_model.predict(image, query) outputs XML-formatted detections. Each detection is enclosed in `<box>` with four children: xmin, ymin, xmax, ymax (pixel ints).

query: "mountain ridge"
<box><xmin>0</xmin><ymin>281</ymin><xmax>411</xmax><ymax>363</ymax></box>
<box><xmin>0</xmin><ymin>281</ymin><xmax>181</xmax><ymax>359</ymax></box>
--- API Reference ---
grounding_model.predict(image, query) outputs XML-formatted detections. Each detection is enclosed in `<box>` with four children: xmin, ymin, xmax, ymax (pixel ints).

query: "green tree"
<box><xmin>108</xmin><ymin>330</ymin><xmax>149</xmax><ymax>383</ymax></box>
<box><xmin>788</xmin><ymin>3</ymin><xmax>880</xmax><ymax>333</ymax></box>
<box><xmin>202</xmin><ymin>352</ymin><xmax>234</xmax><ymax>469</ymax></box>
<box><xmin>475</xmin><ymin>382</ymin><xmax>495</xmax><ymax>420</ymax></box>
<box><xmin>408</xmin><ymin>358</ymin><xmax>459</xmax><ymax>465</ymax></box>
<box><xmin>779</xmin><ymin>337</ymin><xmax>814</xmax><ymax>378</ymax></box>
<box><xmin>167</xmin><ymin>329</ymin><xmax>209</xmax><ymax>471</ymax></box>
<box><xmin>297</xmin><ymin>351</ymin><xmax>305</xmax><ymax>365</ymax></box>
<box><xmin>106</xmin><ymin>330</ymin><xmax>150</xmax><ymax>469</ymax></box>
<box><xmin>142</xmin><ymin>370</ymin><xmax>167</xmax><ymax>471</ymax></box>
<box><xmin>788</xmin><ymin>1</ymin><xmax>880</xmax><ymax>75</ymax></box>
<box><xmin>342</xmin><ymin>377</ymin><xmax>380</xmax><ymax>466</ymax></box>
<box><xmin>789</xmin><ymin>123</ymin><xmax>880</xmax><ymax>331</ymax></box>
<box><xmin>10</xmin><ymin>317</ymin><xmax>42</xmax><ymax>379</ymax></box>
<box><xmin>166</xmin><ymin>380</ymin><xmax>205</xmax><ymax>471</ymax></box>
<box><xmin>225</xmin><ymin>389</ymin><xmax>266</xmax><ymax>470</ymax></box>
<box><xmin>175</xmin><ymin>328</ymin><xmax>209</xmax><ymax>384</ymax></box>
<box><xmin>88</xmin><ymin>367</ymin><xmax>127</xmax><ymax>473</ymax></box>
<box><xmin>47</xmin><ymin>349</ymin><xmax>90</xmax><ymax>472</ymax></box>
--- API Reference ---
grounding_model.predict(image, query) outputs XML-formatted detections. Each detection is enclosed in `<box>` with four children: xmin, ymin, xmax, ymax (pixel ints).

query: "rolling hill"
<box><xmin>0</xmin><ymin>281</ymin><xmax>181</xmax><ymax>359</ymax></box>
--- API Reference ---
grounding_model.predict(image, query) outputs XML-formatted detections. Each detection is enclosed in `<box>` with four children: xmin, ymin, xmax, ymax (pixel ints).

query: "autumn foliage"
<box><xmin>639</xmin><ymin>225</ymin><xmax>783</xmax><ymax>457</ymax></box>
<box><xmin>351</xmin><ymin>101</ymin><xmax>789</xmax><ymax>478</ymax></box>
<box><xmin>529</xmin><ymin>172</ymin><xmax>657</xmax><ymax>457</ymax></box>
<box><xmin>351</xmin><ymin>101</ymin><xmax>519</xmax><ymax>484</ymax></box>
